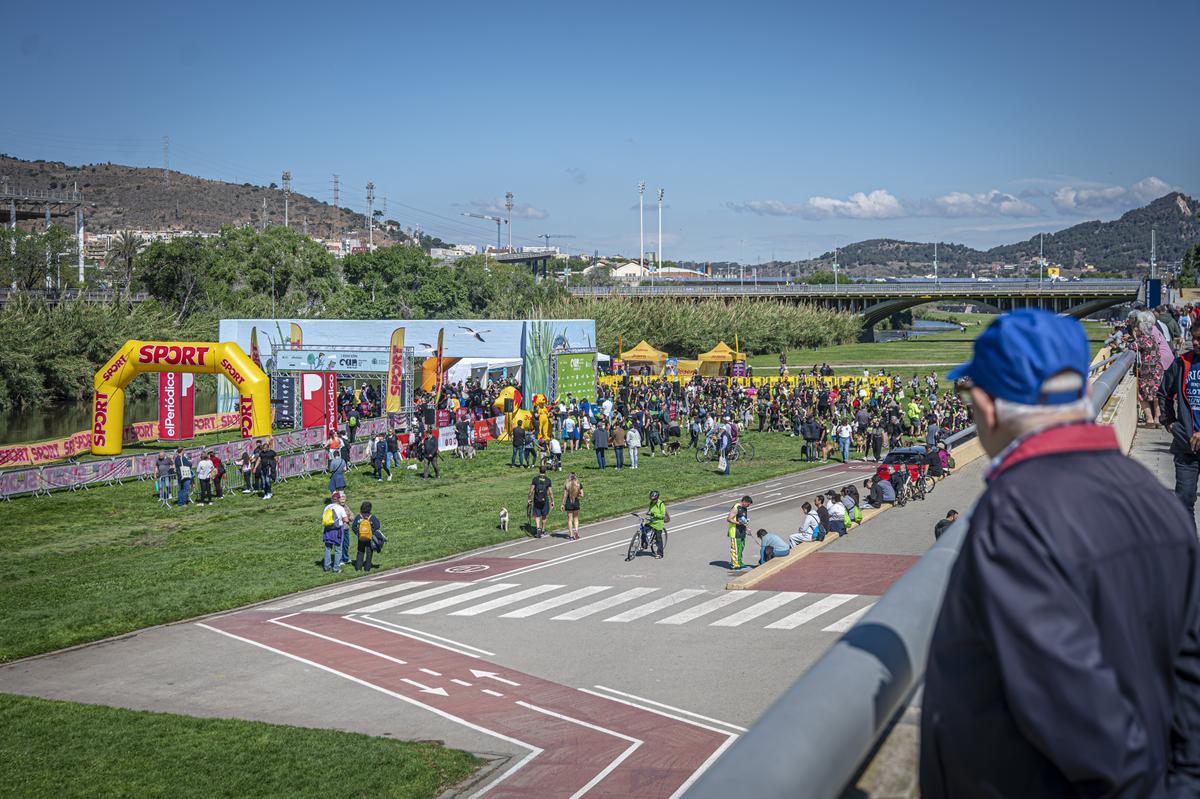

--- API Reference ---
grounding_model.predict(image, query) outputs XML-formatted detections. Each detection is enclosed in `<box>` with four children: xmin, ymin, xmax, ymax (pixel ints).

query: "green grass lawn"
<box><xmin>0</xmin><ymin>431</ymin><xmax>832</xmax><ymax>663</ymax></box>
<box><xmin>748</xmin><ymin>319</ymin><xmax>1110</xmax><ymax>370</ymax></box>
<box><xmin>0</xmin><ymin>693</ymin><xmax>480</xmax><ymax>799</ymax></box>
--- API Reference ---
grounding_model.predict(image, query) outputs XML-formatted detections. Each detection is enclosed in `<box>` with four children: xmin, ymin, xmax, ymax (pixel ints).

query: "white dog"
<box><xmin>499</xmin><ymin>507</ymin><xmax>509</xmax><ymax>532</ymax></box>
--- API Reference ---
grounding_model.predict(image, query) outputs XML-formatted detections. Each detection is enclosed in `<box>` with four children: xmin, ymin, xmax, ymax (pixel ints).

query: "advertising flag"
<box><xmin>158</xmin><ymin>372</ymin><xmax>195</xmax><ymax>441</ymax></box>
<box><xmin>289</xmin><ymin>323</ymin><xmax>303</xmax><ymax>350</ymax></box>
<box><xmin>433</xmin><ymin>327</ymin><xmax>446</xmax><ymax>407</ymax></box>
<box><xmin>301</xmin><ymin>372</ymin><xmax>332</xmax><ymax>429</ymax></box>
<box><xmin>250</xmin><ymin>327</ymin><xmax>262</xmax><ymax>368</ymax></box>
<box><xmin>324</xmin><ymin>372</ymin><xmax>339</xmax><ymax>436</ymax></box>
<box><xmin>386</xmin><ymin>327</ymin><xmax>405</xmax><ymax>414</ymax></box>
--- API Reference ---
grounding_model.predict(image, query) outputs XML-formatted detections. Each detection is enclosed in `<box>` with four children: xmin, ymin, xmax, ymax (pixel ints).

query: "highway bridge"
<box><xmin>569</xmin><ymin>279</ymin><xmax>1144</xmax><ymax>338</ymax></box>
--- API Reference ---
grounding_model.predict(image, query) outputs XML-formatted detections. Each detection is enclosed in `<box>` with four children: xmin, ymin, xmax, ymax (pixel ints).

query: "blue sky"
<box><xmin>4</xmin><ymin>0</ymin><xmax>1197</xmax><ymax>262</ymax></box>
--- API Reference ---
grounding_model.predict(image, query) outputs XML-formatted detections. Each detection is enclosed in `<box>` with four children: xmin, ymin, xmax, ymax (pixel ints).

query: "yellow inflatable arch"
<box><xmin>91</xmin><ymin>340</ymin><xmax>271</xmax><ymax>456</ymax></box>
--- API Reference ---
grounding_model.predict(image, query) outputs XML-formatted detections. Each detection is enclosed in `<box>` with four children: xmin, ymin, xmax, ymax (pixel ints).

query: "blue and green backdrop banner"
<box><xmin>218</xmin><ymin>318</ymin><xmax>595</xmax><ymax>412</ymax></box>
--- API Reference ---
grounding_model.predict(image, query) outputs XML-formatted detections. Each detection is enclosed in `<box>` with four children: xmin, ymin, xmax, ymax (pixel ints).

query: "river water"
<box><xmin>0</xmin><ymin>384</ymin><xmax>218</xmax><ymax>445</ymax></box>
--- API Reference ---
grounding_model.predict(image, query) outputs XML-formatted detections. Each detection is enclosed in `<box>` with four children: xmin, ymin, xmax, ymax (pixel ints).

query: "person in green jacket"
<box><xmin>647</xmin><ymin>490</ymin><xmax>668</xmax><ymax>558</ymax></box>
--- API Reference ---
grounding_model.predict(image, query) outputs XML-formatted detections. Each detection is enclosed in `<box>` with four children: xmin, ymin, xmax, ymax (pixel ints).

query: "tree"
<box><xmin>0</xmin><ymin>226</ymin><xmax>73</xmax><ymax>291</ymax></box>
<box><xmin>1181</xmin><ymin>243</ymin><xmax>1200</xmax><ymax>289</ymax></box>
<box><xmin>109</xmin><ymin>230</ymin><xmax>142</xmax><ymax>304</ymax></box>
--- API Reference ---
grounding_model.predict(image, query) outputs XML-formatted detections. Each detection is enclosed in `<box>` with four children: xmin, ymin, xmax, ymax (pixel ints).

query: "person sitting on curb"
<box><xmin>934</xmin><ymin>509</ymin><xmax>959</xmax><ymax>539</ymax></box>
<box><xmin>790</xmin><ymin>502</ymin><xmax>823</xmax><ymax>545</ymax></box>
<box><xmin>756</xmin><ymin>528</ymin><xmax>791</xmax><ymax>564</ymax></box>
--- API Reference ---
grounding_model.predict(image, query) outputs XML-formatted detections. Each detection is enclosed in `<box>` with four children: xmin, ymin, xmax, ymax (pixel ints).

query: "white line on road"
<box><xmin>578</xmin><ymin>688</ymin><xmax>740</xmax><ymax>737</ymax></box>
<box><xmin>765</xmin><ymin>594</ymin><xmax>857</xmax><ymax>630</ymax></box>
<box><xmin>516</xmin><ymin>700</ymin><xmax>643</xmax><ymax>799</ymax></box>
<box><xmin>306</xmin><ymin>581</ymin><xmax>430</xmax><ymax>612</ymax></box>
<box><xmin>347</xmin><ymin>615</ymin><xmax>495</xmax><ymax>658</ymax></box>
<box><xmin>552</xmin><ymin>587</ymin><xmax>659</xmax><ymax>621</ymax></box>
<box><xmin>400</xmin><ymin>583</ymin><xmax>521</xmax><ymax>616</ymax></box>
<box><xmin>481</xmin><ymin>688</ymin><xmax>505</xmax><ymax>698</ymax></box>
<box><xmin>603</xmin><ymin>589</ymin><xmax>708</xmax><ymax>623</ymax></box>
<box><xmin>419</xmin><ymin>668</ymin><xmax>442</xmax><ymax>677</ymax></box>
<box><xmin>822</xmin><ymin>602</ymin><xmax>876</xmax><ymax>632</ymax></box>
<box><xmin>260</xmin><ymin>580</ymin><xmax>384</xmax><ymax>611</ymax></box>
<box><xmin>351</xmin><ymin>582</ymin><xmax>466</xmax><ymax>614</ymax></box>
<box><xmin>656</xmin><ymin>592</ymin><xmax>754</xmax><ymax>625</ymax></box>
<box><xmin>589</xmin><ymin>686</ymin><xmax>748</xmax><ymax>733</ymax></box>
<box><xmin>709</xmin><ymin>592</ymin><xmax>805</xmax><ymax>627</ymax></box>
<box><xmin>449</xmin><ymin>584</ymin><xmax>565</xmax><ymax>617</ymax></box>
<box><xmin>195</xmin><ymin>622</ymin><xmax>543</xmax><ymax>799</ymax></box>
<box><xmin>267</xmin><ymin>618</ymin><xmax>409</xmax><ymax>666</ymax></box>
<box><xmin>451</xmin><ymin>679</ymin><xmax>473</xmax><ymax>687</ymax></box>
<box><xmin>499</xmin><ymin>585</ymin><xmax>612</xmax><ymax>619</ymax></box>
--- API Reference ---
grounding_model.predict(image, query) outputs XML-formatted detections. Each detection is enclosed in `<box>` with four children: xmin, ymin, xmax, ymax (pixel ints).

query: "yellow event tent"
<box><xmin>619</xmin><ymin>340</ymin><xmax>669</xmax><ymax>372</ymax></box>
<box><xmin>698</xmin><ymin>341</ymin><xmax>746</xmax><ymax>376</ymax></box>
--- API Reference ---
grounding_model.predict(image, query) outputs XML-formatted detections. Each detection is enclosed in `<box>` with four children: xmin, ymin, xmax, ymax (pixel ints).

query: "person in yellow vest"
<box><xmin>726</xmin><ymin>495</ymin><xmax>753</xmax><ymax>570</ymax></box>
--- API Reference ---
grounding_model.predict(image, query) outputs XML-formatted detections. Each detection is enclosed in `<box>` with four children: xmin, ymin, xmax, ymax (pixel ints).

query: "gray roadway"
<box><xmin>0</xmin><ymin>453</ymin><xmax>989</xmax><ymax>776</ymax></box>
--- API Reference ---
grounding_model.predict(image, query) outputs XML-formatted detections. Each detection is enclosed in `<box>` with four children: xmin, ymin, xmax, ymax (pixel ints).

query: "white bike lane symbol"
<box><xmin>445</xmin><ymin>564</ymin><xmax>490</xmax><ymax>574</ymax></box>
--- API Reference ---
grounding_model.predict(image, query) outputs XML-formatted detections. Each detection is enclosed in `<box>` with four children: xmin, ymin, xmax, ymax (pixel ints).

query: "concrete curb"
<box><xmin>725</xmin><ymin>440</ymin><xmax>987</xmax><ymax>591</ymax></box>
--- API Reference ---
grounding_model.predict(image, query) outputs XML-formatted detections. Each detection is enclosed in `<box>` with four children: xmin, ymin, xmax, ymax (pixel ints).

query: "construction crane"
<box><xmin>461</xmin><ymin>212</ymin><xmax>508</xmax><ymax>251</ymax></box>
<box><xmin>536</xmin><ymin>234</ymin><xmax>575</xmax><ymax>280</ymax></box>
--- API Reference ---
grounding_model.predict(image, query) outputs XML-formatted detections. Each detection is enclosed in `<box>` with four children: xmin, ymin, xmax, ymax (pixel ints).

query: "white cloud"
<box><xmin>727</xmin><ymin>187</ymin><xmax>1039</xmax><ymax>220</ymax></box>
<box><xmin>803</xmin><ymin>190</ymin><xmax>906</xmax><ymax>220</ymax></box>
<box><xmin>923</xmin><ymin>190</ymin><xmax>1041</xmax><ymax>218</ymax></box>
<box><xmin>471</xmin><ymin>198</ymin><xmax>548</xmax><ymax>220</ymax></box>
<box><xmin>1052</xmin><ymin>176</ymin><xmax>1179</xmax><ymax>214</ymax></box>
<box><xmin>725</xmin><ymin>190</ymin><xmax>904</xmax><ymax>220</ymax></box>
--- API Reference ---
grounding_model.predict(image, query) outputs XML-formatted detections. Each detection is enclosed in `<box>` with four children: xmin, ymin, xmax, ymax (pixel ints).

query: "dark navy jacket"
<box><xmin>921</xmin><ymin>424</ymin><xmax>1200</xmax><ymax>798</ymax></box>
<box><xmin>1159</xmin><ymin>351</ymin><xmax>1199</xmax><ymax>457</ymax></box>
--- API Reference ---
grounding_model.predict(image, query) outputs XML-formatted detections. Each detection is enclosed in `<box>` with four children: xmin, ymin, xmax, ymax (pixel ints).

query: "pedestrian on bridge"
<box><xmin>922</xmin><ymin>309</ymin><xmax>1200</xmax><ymax>798</ymax></box>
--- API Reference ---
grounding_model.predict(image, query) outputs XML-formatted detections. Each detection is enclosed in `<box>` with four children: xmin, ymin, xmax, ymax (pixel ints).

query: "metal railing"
<box><xmin>684</xmin><ymin>350</ymin><xmax>1137</xmax><ymax>799</ymax></box>
<box><xmin>569</xmin><ymin>280</ymin><xmax>1141</xmax><ymax>298</ymax></box>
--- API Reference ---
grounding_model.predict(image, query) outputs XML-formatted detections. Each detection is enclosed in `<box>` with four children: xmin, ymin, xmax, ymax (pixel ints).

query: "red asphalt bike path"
<box><xmin>194</xmin><ymin>458</ymin><xmax>882</xmax><ymax>797</ymax></box>
<box><xmin>201</xmin><ymin>610</ymin><xmax>734</xmax><ymax>798</ymax></box>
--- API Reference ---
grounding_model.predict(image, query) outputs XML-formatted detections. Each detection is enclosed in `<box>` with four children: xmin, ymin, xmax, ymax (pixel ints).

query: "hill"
<box><xmin>821</xmin><ymin>192</ymin><xmax>1198</xmax><ymax>274</ymax></box>
<box><xmin>0</xmin><ymin>155</ymin><xmax>403</xmax><ymax>244</ymax></box>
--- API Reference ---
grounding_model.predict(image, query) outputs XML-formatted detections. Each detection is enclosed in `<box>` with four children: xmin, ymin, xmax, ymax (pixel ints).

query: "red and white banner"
<box><xmin>158</xmin><ymin>372</ymin><xmax>195</xmax><ymax>441</ymax></box>
<box><xmin>239</xmin><ymin>396</ymin><xmax>254</xmax><ymax>438</ymax></box>
<box><xmin>302</xmin><ymin>372</ymin><xmax>336</xmax><ymax>430</ymax></box>
<box><xmin>436</xmin><ymin>409</ymin><xmax>452</xmax><ymax>427</ymax></box>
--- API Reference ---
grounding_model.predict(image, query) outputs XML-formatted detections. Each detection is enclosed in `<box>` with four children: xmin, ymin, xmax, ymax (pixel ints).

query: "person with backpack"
<box><xmin>790</xmin><ymin>502</ymin><xmax>823</xmax><ymax>545</ymax></box>
<box><xmin>528</xmin><ymin>464</ymin><xmax>552</xmax><ymax>537</ymax></box>
<box><xmin>352</xmin><ymin>501</ymin><xmax>380</xmax><ymax>572</ymax></box>
<box><xmin>321</xmin><ymin>496</ymin><xmax>348</xmax><ymax>573</ymax></box>
<box><xmin>346</xmin><ymin>409</ymin><xmax>360</xmax><ymax>443</ymax></box>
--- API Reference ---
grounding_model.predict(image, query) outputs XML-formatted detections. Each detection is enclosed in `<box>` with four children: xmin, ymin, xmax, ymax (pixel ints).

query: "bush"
<box><xmin>534</xmin><ymin>297</ymin><xmax>860</xmax><ymax>356</ymax></box>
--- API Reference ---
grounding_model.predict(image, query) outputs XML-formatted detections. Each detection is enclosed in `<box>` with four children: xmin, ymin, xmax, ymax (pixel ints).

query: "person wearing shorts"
<box><xmin>528</xmin><ymin>464</ymin><xmax>552</xmax><ymax>538</ymax></box>
<box><xmin>561</xmin><ymin>472</ymin><xmax>583</xmax><ymax>540</ymax></box>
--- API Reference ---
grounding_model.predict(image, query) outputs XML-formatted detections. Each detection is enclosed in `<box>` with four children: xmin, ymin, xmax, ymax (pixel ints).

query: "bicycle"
<box><xmin>625</xmin><ymin>512</ymin><xmax>666</xmax><ymax>560</ymax></box>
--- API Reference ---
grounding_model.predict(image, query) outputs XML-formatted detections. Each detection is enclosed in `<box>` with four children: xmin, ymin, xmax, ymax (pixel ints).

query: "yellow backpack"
<box><xmin>357</xmin><ymin>516</ymin><xmax>373</xmax><ymax>542</ymax></box>
<box><xmin>322</xmin><ymin>506</ymin><xmax>336</xmax><ymax>528</ymax></box>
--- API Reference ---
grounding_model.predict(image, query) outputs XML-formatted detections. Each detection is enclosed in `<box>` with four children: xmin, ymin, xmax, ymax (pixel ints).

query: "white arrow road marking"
<box><xmin>401</xmin><ymin>678</ymin><xmax>448</xmax><ymax>696</ymax></box>
<box><xmin>470</xmin><ymin>669</ymin><xmax>522</xmax><ymax>687</ymax></box>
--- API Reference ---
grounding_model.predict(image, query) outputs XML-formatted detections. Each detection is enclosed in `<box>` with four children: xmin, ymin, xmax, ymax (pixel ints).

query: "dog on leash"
<box><xmin>665</xmin><ymin>441</ymin><xmax>681</xmax><ymax>455</ymax></box>
<box><xmin>499</xmin><ymin>508</ymin><xmax>509</xmax><ymax>532</ymax></box>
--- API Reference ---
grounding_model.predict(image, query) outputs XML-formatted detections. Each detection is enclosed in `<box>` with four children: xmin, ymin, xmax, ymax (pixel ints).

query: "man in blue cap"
<box><xmin>921</xmin><ymin>309</ymin><xmax>1200</xmax><ymax>798</ymax></box>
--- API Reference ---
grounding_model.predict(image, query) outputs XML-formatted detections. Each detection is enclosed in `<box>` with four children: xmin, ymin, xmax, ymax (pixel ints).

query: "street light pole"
<box><xmin>505</xmin><ymin>192</ymin><xmax>514</xmax><ymax>251</ymax></box>
<box><xmin>638</xmin><ymin>181</ymin><xmax>646</xmax><ymax>273</ymax></box>
<box><xmin>657</xmin><ymin>187</ymin><xmax>664</xmax><ymax>288</ymax></box>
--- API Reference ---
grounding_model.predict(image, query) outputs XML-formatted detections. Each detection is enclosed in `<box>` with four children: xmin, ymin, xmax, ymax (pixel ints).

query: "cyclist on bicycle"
<box><xmin>647</xmin><ymin>490</ymin><xmax>668</xmax><ymax>558</ymax></box>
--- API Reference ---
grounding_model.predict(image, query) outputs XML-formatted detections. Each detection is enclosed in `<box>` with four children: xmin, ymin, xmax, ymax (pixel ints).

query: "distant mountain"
<box><xmin>822</xmin><ymin>192</ymin><xmax>1198</xmax><ymax>274</ymax></box>
<box><xmin>0</xmin><ymin>155</ymin><xmax>405</xmax><ymax>244</ymax></box>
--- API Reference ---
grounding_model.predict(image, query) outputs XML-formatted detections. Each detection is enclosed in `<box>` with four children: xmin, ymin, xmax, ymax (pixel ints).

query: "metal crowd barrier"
<box><xmin>684</xmin><ymin>349</ymin><xmax>1137</xmax><ymax>799</ymax></box>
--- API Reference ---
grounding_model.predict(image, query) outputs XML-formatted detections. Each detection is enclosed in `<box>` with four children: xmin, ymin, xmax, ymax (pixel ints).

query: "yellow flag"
<box><xmin>386</xmin><ymin>327</ymin><xmax>405</xmax><ymax>414</ymax></box>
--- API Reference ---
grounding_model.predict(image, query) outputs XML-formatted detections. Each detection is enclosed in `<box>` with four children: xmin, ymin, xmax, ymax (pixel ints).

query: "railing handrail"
<box><xmin>683</xmin><ymin>348</ymin><xmax>1138</xmax><ymax>799</ymax></box>
<box><xmin>568</xmin><ymin>280</ymin><xmax>1141</xmax><ymax>298</ymax></box>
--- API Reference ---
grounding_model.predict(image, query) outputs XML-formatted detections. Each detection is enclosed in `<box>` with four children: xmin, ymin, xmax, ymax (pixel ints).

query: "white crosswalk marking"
<box><xmin>821</xmin><ymin>603</ymin><xmax>875</xmax><ymax>632</ymax></box>
<box><xmin>657</xmin><ymin>591</ymin><xmax>754</xmax><ymax>625</ymax></box>
<box><xmin>499</xmin><ymin>586</ymin><xmax>611</xmax><ymax>619</ymax></box>
<box><xmin>551</xmin><ymin>587</ymin><xmax>658</xmax><ymax>621</ymax></box>
<box><xmin>765</xmin><ymin>594</ymin><xmax>856</xmax><ymax>630</ymax></box>
<box><xmin>448</xmin><ymin>584</ymin><xmax>566</xmax><ymax>617</ymax></box>
<box><xmin>350</xmin><ymin>581</ymin><xmax>465</xmax><ymax>613</ymax></box>
<box><xmin>306</xmin><ymin>581</ymin><xmax>431</xmax><ymax>612</ymax></box>
<box><xmin>709</xmin><ymin>592</ymin><xmax>805</xmax><ymax>627</ymax></box>
<box><xmin>261</xmin><ymin>580</ymin><xmax>384</xmax><ymax>611</ymax></box>
<box><xmin>603</xmin><ymin>589</ymin><xmax>709</xmax><ymax>623</ymax></box>
<box><xmin>401</xmin><ymin>583</ymin><xmax>521</xmax><ymax>615</ymax></box>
